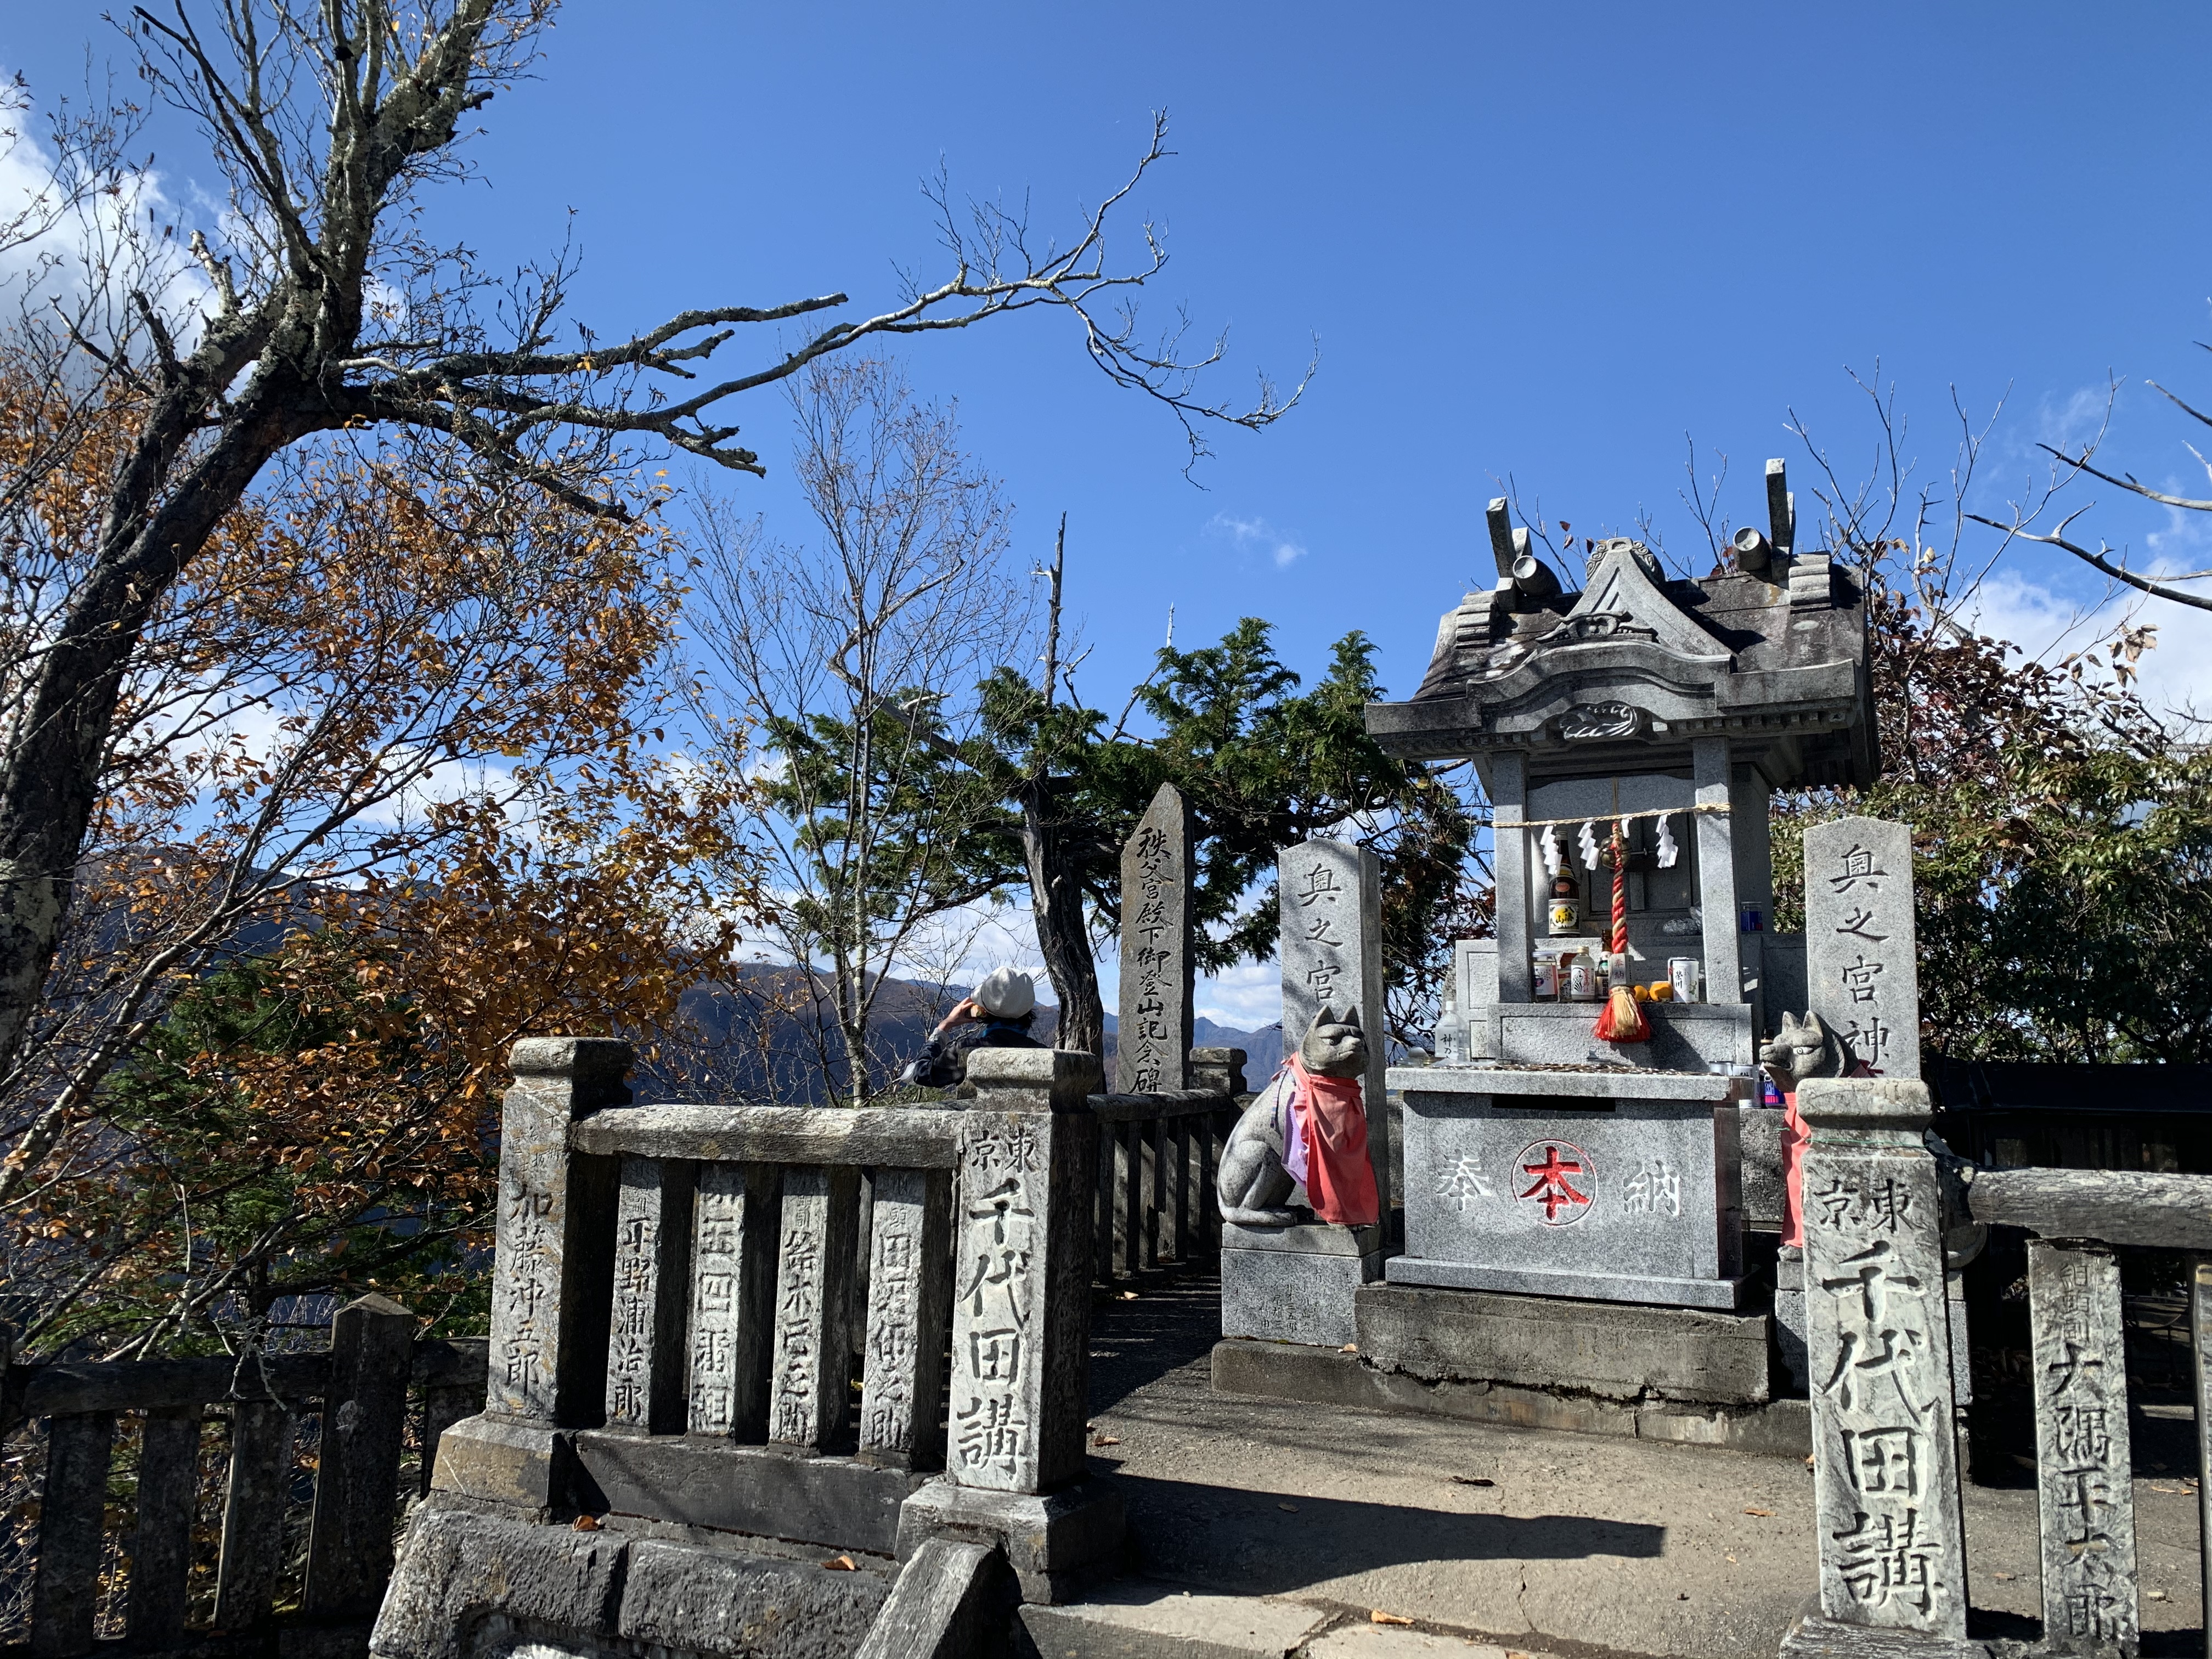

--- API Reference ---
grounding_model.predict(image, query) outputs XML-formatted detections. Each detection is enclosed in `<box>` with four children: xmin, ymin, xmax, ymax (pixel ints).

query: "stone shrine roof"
<box><xmin>1364</xmin><ymin>537</ymin><xmax>1877</xmax><ymax>788</ymax></box>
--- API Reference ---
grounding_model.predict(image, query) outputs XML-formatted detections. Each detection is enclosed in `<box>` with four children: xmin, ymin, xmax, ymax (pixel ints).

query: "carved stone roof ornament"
<box><xmin>1367</xmin><ymin>493</ymin><xmax>1876</xmax><ymax>789</ymax></box>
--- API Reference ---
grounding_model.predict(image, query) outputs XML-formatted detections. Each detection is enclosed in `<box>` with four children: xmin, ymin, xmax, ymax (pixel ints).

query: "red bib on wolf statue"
<box><xmin>1289</xmin><ymin>1053</ymin><xmax>1378</xmax><ymax>1227</ymax></box>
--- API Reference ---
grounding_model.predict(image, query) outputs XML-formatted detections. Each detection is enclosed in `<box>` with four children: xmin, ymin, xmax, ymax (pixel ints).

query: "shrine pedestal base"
<box><xmin>1778</xmin><ymin>1603</ymin><xmax>1996</xmax><ymax>1659</ymax></box>
<box><xmin>1357</xmin><ymin>1281</ymin><xmax>1772</xmax><ymax>1406</ymax></box>
<box><xmin>1220</xmin><ymin>1221</ymin><xmax>1385</xmax><ymax>1350</ymax></box>
<box><xmin>896</xmin><ymin>1476</ymin><xmax>1125</xmax><ymax>1605</ymax></box>
<box><xmin>1210</xmin><ymin>1338</ymin><xmax>1811</xmax><ymax>1457</ymax></box>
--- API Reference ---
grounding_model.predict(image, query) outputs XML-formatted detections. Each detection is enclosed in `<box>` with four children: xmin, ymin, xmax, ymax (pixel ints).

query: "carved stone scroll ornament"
<box><xmin>1534</xmin><ymin>612</ymin><xmax>1660</xmax><ymax>650</ymax></box>
<box><xmin>1556</xmin><ymin>700</ymin><xmax>1649</xmax><ymax>742</ymax></box>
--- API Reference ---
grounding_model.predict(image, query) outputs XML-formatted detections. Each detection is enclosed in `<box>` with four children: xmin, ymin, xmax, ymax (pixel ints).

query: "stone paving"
<box><xmin>1078</xmin><ymin>1276</ymin><xmax>2210</xmax><ymax>1659</ymax></box>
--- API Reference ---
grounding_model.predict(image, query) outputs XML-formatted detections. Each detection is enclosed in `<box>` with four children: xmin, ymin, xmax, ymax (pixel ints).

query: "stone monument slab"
<box><xmin>1278</xmin><ymin>837</ymin><xmax>1390</xmax><ymax>1217</ymax></box>
<box><xmin>768</xmin><ymin>1165</ymin><xmax>859</xmax><ymax>1450</ymax></box>
<box><xmin>434</xmin><ymin>1039</ymin><xmax>629</xmax><ymax>1514</ymax></box>
<box><xmin>949</xmin><ymin>1049</ymin><xmax>1099</xmax><ymax>1494</ymax></box>
<box><xmin>858</xmin><ymin>1168</ymin><xmax>953</xmax><ymax>1470</ymax></box>
<box><xmin>1115</xmin><ymin>784</ymin><xmax>1193</xmax><ymax>1094</ymax></box>
<box><xmin>685</xmin><ymin>1162</ymin><xmax>778</xmax><ymax>1440</ymax></box>
<box><xmin>1804</xmin><ymin>816</ymin><xmax>1921</xmax><ymax>1080</ymax></box>
<box><xmin>2028</xmin><ymin>1238</ymin><xmax>2137</xmax><ymax>1654</ymax></box>
<box><xmin>605</xmin><ymin>1155</ymin><xmax>693</xmax><ymax>1434</ymax></box>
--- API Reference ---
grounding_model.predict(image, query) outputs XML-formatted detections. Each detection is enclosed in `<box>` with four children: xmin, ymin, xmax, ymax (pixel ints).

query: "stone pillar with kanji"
<box><xmin>895</xmin><ymin>1047</ymin><xmax>1125</xmax><ymax>1603</ymax></box>
<box><xmin>1278</xmin><ymin>837</ymin><xmax>1391</xmax><ymax>1219</ymax></box>
<box><xmin>1115</xmin><ymin>783</ymin><xmax>1193</xmax><ymax>1094</ymax></box>
<box><xmin>431</xmin><ymin>1038</ymin><xmax>630</xmax><ymax>1517</ymax></box>
<box><xmin>1804</xmin><ymin>816</ymin><xmax>1921</xmax><ymax>1081</ymax></box>
<box><xmin>1782</xmin><ymin>1076</ymin><xmax>1974</xmax><ymax>1658</ymax></box>
<box><xmin>1215</xmin><ymin>839</ymin><xmax>1393</xmax><ymax>1350</ymax></box>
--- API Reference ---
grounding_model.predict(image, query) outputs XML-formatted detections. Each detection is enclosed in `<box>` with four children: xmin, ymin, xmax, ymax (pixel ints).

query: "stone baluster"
<box><xmin>1691</xmin><ymin>736</ymin><xmax>1742</xmax><ymax>1007</ymax></box>
<box><xmin>303</xmin><ymin>1294</ymin><xmax>415</xmax><ymax>1619</ymax></box>
<box><xmin>1092</xmin><ymin>1123</ymin><xmax>1115</xmax><ymax>1283</ymax></box>
<box><xmin>768</xmin><ymin>1166</ymin><xmax>860</xmax><ymax>1450</ymax></box>
<box><xmin>1171</xmin><ymin>1118</ymin><xmax>1193</xmax><ymax>1258</ymax></box>
<box><xmin>2028</xmin><ymin>1239</ymin><xmax>2136</xmax><ymax>1654</ymax></box>
<box><xmin>126</xmin><ymin>1403</ymin><xmax>202</xmax><ymax>1645</ymax></box>
<box><xmin>433</xmin><ymin>1037</ymin><xmax>631</xmax><ymax>1515</ymax></box>
<box><xmin>858</xmin><ymin>1169</ymin><xmax>953</xmax><ymax>1469</ymax></box>
<box><xmin>30</xmin><ymin>1412</ymin><xmax>113</xmax><ymax>1659</ymax></box>
<box><xmin>606</xmin><ymin>1156</ymin><xmax>696</xmax><ymax>1434</ymax></box>
<box><xmin>1118</xmin><ymin>1125</ymin><xmax>1140</xmax><ymax>1278</ymax></box>
<box><xmin>1784</xmin><ymin>1077</ymin><xmax>1972</xmax><ymax>1657</ymax></box>
<box><xmin>898</xmin><ymin>1047</ymin><xmax>1125</xmax><ymax>1604</ymax></box>
<box><xmin>214</xmin><ymin>1398</ymin><xmax>293</xmax><ymax>1629</ymax></box>
<box><xmin>688</xmin><ymin>1163</ymin><xmax>780</xmax><ymax>1440</ymax></box>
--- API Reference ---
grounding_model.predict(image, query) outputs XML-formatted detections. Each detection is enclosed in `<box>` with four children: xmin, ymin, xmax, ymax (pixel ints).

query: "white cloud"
<box><xmin>1208</xmin><ymin>511</ymin><xmax>1308</xmax><ymax>570</ymax></box>
<box><xmin>1967</xmin><ymin>561</ymin><xmax>2212</xmax><ymax>719</ymax></box>
<box><xmin>2032</xmin><ymin>382</ymin><xmax>2118</xmax><ymax>458</ymax></box>
<box><xmin>893</xmin><ymin>896</ymin><xmax>1046</xmax><ymax>992</ymax></box>
<box><xmin>353</xmin><ymin>753</ymin><xmax>522</xmax><ymax>830</ymax></box>
<box><xmin>0</xmin><ymin>75</ymin><xmax>213</xmax><ymax>341</ymax></box>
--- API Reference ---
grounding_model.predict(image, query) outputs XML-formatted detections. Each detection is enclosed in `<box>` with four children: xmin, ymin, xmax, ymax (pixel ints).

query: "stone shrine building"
<box><xmin>1362</xmin><ymin>480</ymin><xmax>1876</xmax><ymax>1316</ymax></box>
<box><xmin>1215</xmin><ymin>470</ymin><xmax>1909</xmax><ymax>1432</ymax></box>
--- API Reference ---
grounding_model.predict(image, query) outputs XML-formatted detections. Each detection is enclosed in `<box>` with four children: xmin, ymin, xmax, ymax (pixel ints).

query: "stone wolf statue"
<box><xmin>1215</xmin><ymin>1006</ymin><xmax>1368</xmax><ymax>1227</ymax></box>
<box><xmin>1758</xmin><ymin>1009</ymin><xmax>1847</xmax><ymax>1091</ymax></box>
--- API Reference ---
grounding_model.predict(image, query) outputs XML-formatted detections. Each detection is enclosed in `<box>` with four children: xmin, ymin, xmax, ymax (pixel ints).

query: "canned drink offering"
<box><xmin>1532</xmin><ymin>953</ymin><xmax>1559</xmax><ymax>999</ymax></box>
<box><xmin>1668</xmin><ymin>957</ymin><xmax>1700</xmax><ymax>1003</ymax></box>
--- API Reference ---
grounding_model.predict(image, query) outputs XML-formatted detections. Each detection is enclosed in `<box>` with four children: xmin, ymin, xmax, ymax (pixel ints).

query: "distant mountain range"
<box><xmin>647</xmin><ymin>965</ymin><xmax>1280</xmax><ymax>1103</ymax></box>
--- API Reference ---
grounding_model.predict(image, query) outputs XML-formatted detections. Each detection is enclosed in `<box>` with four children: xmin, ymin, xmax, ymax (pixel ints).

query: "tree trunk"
<box><xmin>0</xmin><ymin>400</ymin><xmax>289</xmax><ymax>1106</ymax></box>
<box><xmin>1020</xmin><ymin>777</ymin><xmax>1104</xmax><ymax>1059</ymax></box>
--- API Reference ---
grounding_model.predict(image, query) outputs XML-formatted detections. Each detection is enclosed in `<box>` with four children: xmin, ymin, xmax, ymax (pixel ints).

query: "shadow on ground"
<box><xmin>1102</xmin><ymin>1468</ymin><xmax>1666</xmax><ymax>1585</ymax></box>
<box><xmin>1087</xmin><ymin>1273</ymin><xmax>1222</xmax><ymax>1414</ymax></box>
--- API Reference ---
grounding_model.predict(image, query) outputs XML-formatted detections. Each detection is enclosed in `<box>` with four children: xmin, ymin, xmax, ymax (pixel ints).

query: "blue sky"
<box><xmin>7</xmin><ymin>3</ymin><xmax>2211</xmax><ymax>1026</ymax></box>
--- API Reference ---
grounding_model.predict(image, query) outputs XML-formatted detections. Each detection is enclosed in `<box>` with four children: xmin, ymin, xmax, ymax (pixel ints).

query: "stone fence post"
<box><xmin>1782</xmin><ymin>1077</ymin><xmax>1974</xmax><ymax>1658</ymax></box>
<box><xmin>432</xmin><ymin>1037</ymin><xmax>632</xmax><ymax>1517</ymax></box>
<box><xmin>896</xmin><ymin>1047</ymin><xmax>1126</xmax><ymax>1603</ymax></box>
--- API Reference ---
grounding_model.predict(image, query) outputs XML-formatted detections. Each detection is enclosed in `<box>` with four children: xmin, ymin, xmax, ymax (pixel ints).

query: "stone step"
<box><xmin>1017</xmin><ymin>1578</ymin><xmax>1568</xmax><ymax>1659</ymax></box>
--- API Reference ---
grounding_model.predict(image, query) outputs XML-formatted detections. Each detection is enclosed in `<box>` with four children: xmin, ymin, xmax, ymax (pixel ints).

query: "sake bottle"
<box><xmin>1566</xmin><ymin>948</ymin><xmax>1597</xmax><ymax>1002</ymax></box>
<box><xmin>1433</xmin><ymin>977</ymin><xmax>1469</xmax><ymax>1064</ymax></box>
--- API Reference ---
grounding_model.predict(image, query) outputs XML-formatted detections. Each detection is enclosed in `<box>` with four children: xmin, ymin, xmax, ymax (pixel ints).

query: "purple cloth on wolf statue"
<box><xmin>1273</xmin><ymin>1064</ymin><xmax>1311</xmax><ymax>1188</ymax></box>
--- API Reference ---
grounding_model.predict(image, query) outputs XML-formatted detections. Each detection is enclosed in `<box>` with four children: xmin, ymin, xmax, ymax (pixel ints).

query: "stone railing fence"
<box><xmin>1783</xmin><ymin>1075</ymin><xmax>2212</xmax><ymax>1659</ymax></box>
<box><xmin>424</xmin><ymin>1037</ymin><xmax>1222</xmax><ymax>1612</ymax></box>
<box><xmin>1093</xmin><ymin>1045</ymin><xmax>1248</xmax><ymax>1281</ymax></box>
<box><xmin>5</xmin><ymin>1035</ymin><xmax>1248</xmax><ymax>1659</ymax></box>
<box><xmin>4</xmin><ymin>1308</ymin><xmax>484</xmax><ymax>1658</ymax></box>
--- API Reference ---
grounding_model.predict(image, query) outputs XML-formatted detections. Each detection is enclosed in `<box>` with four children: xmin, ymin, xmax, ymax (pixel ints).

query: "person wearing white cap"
<box><xmin>897</xmin><ymin>966</ymin><xmax>1045</xmax><ymax>1091</ymax></box>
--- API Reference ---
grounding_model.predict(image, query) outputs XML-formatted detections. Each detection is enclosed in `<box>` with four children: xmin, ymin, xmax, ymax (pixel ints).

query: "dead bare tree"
<box><xmin>681</xmin><ymin>357</ymin><xmax>1032</xmax><ymax>1106</ymax></box>
<box><xmin>0</xmin><ymin>2</ymin><xmax>1304</xmax><ymax>1154</ymax></box>
<box><xmin>1010</xmin><ymin>516</ymin><xmax>1108</xmax><ymax>1058</ymax></box>
<box><xmin>1967</xmin><ymin>360</ymin><xmax>2212</xmax><ymax>614</ymax></box>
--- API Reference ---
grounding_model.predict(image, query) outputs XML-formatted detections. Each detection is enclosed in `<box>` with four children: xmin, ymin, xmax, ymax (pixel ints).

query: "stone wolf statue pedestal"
<box><xmin>1217</xmin><ymin>1003</ymin><xmax>1386</xmax><ymax>1348</ymax></box>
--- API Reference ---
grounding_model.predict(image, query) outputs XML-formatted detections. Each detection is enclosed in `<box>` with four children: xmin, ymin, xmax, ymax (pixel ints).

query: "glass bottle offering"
<box><xmin>1432</xmin><ymin>977</ymin><xmax>1469</xmax><ymax>1064</ymax></box>
<box><xmin>1566</xmin><ymin>947</ymin><xmax>1597</xmax><ymax>1002</ymax></box>
<box><xmin>1531</xmin><ymin>951</ymin><xmax>1559</xmax><ymax>1000</ymax></box>
<box><xmin>1547</xmin><ymin>871</ymin><xmax>1583</xmax><ymax>936</ymax></box>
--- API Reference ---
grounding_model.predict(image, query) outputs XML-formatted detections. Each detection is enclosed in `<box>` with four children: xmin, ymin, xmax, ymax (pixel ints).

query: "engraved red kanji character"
<box><xmin>1518</xmin><ymin>1144</ymin><xmax>1589</xmax><ymax>1222</ymax></box>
